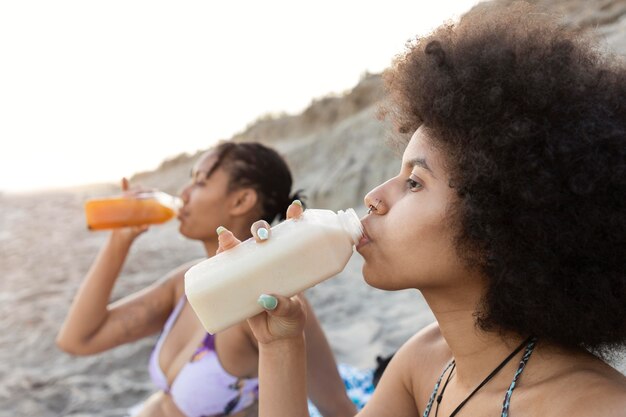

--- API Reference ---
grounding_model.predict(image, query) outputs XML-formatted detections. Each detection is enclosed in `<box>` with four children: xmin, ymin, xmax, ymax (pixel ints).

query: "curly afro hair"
<box><xmin>382</xmin><ymin>1</ymin><xmax>626</xmax><ymax>355</ymax></box>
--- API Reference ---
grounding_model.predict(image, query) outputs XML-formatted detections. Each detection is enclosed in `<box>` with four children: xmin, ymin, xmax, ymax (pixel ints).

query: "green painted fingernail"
<box><xmin>257</xmin><ymin>227</ymin><xmax>269</xmax><ymax>240</ymax></box>
<box><xmin>216</xmin><ymin>226</ymin><xmax>227</xmax><ymax>235</ymax></box>
<box><xmin>258</xmin><ymin>294</ymin><xmax>277</xmax><ymax>310</ymax></box>
<box><xmin>292</xmin><ymin>200</ymin><xmax>302</xmax><ymax>207</ymax></box>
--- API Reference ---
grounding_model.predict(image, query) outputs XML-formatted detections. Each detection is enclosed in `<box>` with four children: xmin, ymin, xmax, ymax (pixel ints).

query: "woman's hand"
<box><xmin>215</xmin><ymin>201</ymin><xmax>308</xmax><ymax>345</ymax></box>
<box><xmin>249</xmin><ymin>292</ymin><xmax>307</xmax><ymax>345</ymax></box>
<box><xmin>111</xmin><ymin>178</ymin><xmax>150</xmax><ymax>242</ymax></box>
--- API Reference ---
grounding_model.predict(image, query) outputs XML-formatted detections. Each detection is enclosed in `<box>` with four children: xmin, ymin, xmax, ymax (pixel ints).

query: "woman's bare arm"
<box><xmin>301</xmin><ymin>296</ymin><xmax>357</xmax><ymax>417</ymax></box>
<box><xmin>56</xmin><ymin>230</ymin><xmax>190</xmax><ymax>355</ymax></box>
<box><xmin>254</xmin><ymin>295</ymin><xmax>311</xmax><ymax>417</ymax></box>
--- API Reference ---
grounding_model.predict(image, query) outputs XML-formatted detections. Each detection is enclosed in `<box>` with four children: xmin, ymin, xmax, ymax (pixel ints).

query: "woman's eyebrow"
<box><xmin>406</xmin><ymin>157</ymin><xmax>435</xmax><ymax>177</ymax></box>
<box><xmin>191</xmin><ymin>169</ymin><xmax>210</xmax><ymax>180</ymax></box>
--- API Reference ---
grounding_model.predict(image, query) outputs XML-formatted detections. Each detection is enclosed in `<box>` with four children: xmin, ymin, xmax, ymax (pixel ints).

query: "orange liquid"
<box><xmin>84</xmin><ymin>197</ymin><xmax>176</xmax><ymax>230</ymax></box>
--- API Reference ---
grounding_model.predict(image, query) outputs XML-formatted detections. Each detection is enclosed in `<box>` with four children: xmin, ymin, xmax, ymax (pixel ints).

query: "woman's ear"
<box><xmin>228</xmin><ymin>188</ymin><xmax>259</xmax><ymax>217</ymax></box>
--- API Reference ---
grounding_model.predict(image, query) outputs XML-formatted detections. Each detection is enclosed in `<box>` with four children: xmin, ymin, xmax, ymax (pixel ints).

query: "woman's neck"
<box><xmin>422</xmin><ymin>286</ymin><xmax>526</xmax><ymax>390</ymax></box>
<box><xmin>202</xmin><ymin>239</ymin><xmax>219</xmax><ymax>258</ymax></box>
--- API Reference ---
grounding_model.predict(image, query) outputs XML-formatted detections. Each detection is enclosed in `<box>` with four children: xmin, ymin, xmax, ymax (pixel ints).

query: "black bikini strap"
<box><xmin>448</xmin><ymin>335</ymin><xmax>534</xmax><ymax>417</ymax></box>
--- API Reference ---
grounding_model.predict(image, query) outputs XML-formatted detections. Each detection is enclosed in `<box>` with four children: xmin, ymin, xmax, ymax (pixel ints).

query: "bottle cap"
<box><xmin>337</xmin><ymin>208</ymin><xmax>364</xmax><ymax>245</ymax></box>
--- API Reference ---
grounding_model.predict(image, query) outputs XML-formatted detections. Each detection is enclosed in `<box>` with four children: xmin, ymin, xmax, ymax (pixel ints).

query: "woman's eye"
<box><xmin>190</xmin><ymin>170</ymin><xmax>208</xmax><ymax>187</ymax></box>
<box><xmin>406</xmin><ymin>178</ymin><xmax>423</xmax><ymax>191</ymax></box>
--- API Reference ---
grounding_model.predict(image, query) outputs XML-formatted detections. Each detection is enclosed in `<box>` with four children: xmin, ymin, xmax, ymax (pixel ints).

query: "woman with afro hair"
<box><xmin>216</xmin><ymin>2</ymin><xmax>626</xmax><ymax>416</ymax></box>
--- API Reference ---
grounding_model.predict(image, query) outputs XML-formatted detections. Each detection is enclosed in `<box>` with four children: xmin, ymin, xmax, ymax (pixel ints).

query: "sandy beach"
<box><xmin>0</xmin><ymin>189</ymin><xmax>436</xmax><ymax>416</ymax></box>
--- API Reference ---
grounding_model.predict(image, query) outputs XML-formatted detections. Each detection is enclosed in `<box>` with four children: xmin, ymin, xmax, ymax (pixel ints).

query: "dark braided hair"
<box><xmin>202</xmin><ymin>141</ymin><xmax>304</xmax><ymax>224</ymax></box>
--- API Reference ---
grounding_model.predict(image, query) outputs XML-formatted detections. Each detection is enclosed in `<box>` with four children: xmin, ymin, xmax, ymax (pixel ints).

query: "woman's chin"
<box><xmin>178</xmin><ymin>222</ymin><xmax>193</xmax><ymax>239</ymax></box>
<box><xmin>362</xmin><ymin>265</ymin><xmax>387</xmax><ymax>289</ymax></box>
<box><xmin>362</xmin><ymin>264</ymin><xmax>409</xmax><ymax>291</ymax></box>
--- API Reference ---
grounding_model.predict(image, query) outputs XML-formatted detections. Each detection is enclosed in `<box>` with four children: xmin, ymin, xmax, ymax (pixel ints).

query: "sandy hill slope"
<box><xmin>132</xmin><ymin>0</ymin><xmax>626</xmax><ymax>211</ymax></box>
<box><xmin>131</xmin><ymin>72</ymin><xmax>398</xmax><ymax>211</ymax></box>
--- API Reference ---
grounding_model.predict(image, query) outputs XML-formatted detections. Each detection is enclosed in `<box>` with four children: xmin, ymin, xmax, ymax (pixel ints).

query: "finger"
<box><xmin>257</xmin><ymin>293</ymin><xmax>304</xmax><ymax>318</ymax></box>
<box><xmin>121</xmin><ymin>179</ymin><xmax>147</xmax><ymax>198</ymax></box>
<box><xmin>250</xmin><ymin>220</ymin><xmax>271</xmax><ymax>243</ymax></box>
<box><xmin>126</xmin><ymin>225</ymin><xmax>149</xmax><ymax>239</ymax></box>
<box><xmin>286</xmin><ymin>200</ymin><xmax>304</xmax><ymax>220</ymax></box>
<box><xmin>216</xmin><ymin>226</ymin><xmax>241</xmax><ymax>254</ymax></box>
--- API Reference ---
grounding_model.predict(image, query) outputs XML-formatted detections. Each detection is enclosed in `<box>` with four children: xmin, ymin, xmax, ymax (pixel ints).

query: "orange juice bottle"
<box><xmin>84</xmin><ymin>191</ymin><xmax>182</xmax><ymax>230</ymax></box>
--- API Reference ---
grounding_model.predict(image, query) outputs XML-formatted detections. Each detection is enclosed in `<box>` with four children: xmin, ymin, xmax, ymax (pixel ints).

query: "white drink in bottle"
<box><xmin>184</xmin><ymin>208</ymin><xmax>363</xmax><ymax>334</ymax></box>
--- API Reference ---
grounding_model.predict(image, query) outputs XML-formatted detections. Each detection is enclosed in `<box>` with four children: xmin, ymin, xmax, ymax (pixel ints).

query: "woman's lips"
<box><xmin>356</xmin><ymin>234</ymin><xmax>370</xmax><ymax>250</ymax></box>
<box><xmin>356</xmin><ymin>222</ymin><xmax>371</xmax><ymax>251</ymax></box>
<box><xmin>177</xmin><ymin>209</ymin><xmax>188</xmax><ymax>221</ymax></box>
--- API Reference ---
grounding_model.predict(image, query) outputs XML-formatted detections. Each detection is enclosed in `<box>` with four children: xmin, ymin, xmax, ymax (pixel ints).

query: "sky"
<box><xmin>0</xmin><ymin>0</ymin><xmax>478</xmax><ymax>192</ymax></box>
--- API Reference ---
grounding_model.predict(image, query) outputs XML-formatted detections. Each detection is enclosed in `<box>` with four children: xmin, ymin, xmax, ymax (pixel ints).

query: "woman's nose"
<box><xmin>364</xmin><ymin>183</ymin><xmax>388</xmax><ymax>215</ymax></box>
<box><xmin>180</xmin><ymin>184</ymin><xmax>192</xmax><ymax>204</ymax></box>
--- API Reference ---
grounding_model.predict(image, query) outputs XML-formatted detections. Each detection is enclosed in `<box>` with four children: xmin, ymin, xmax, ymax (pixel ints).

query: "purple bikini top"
<box><xmin>148</xmin><ymin>296</ymin><xmax>259</xmax><ymax>416</ymax></box>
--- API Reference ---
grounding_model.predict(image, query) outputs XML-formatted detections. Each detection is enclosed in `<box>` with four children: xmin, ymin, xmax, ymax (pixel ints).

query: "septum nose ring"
<box><xmin>367</xmin><ymin>199</ymin><xmax>381</xmax><ymax>215</ymax></box>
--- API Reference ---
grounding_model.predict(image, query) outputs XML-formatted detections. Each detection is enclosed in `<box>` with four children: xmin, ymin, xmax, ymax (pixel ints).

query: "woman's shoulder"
<box><xmin>359</xmin><ymin>322</ymin><xmax>450</xmax><ymax>416</ymax></box>
<box><xmin>554</xmin><ymin>358</ymin><xmax>626</xmax><ymax>416</ymax></box>
<box><xmin>168</xmin><ymin>257</ymin><xmax>206</xmax><ymax>300</ymax></box>
<box><xmin>529</xmin><ymin>347</ymin><xmax>626</xmax><ymax>416</ymax></box>
<box><xmin>390</xmin><ymin>322</ymin><xmax>452</xmax><ymax>391</ymax></box>
<box><xmin>401</xmin><ymin>321</ymin><xmax>451</xmax><ymax>363</ymax></box>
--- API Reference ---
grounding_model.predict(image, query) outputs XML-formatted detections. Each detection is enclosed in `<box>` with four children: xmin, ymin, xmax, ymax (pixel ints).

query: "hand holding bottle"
<box><xmin>188</xmin><ymin>201</ymin><xmax>362</xmax><ymax>338</ymax></box>
<box><xmin>84</xmin><ymin>178</ymin><xmax>181</xmax><ymax>232</ymax></box>
<box><xmin>110</xmin><ymin>178</ymin><xmax>150</xmax><ymax>241</ymax></box>
<box><xmin>214</xmin><ymin>201</ymin><xmax>309</xmax><ymax>344</ymax></box>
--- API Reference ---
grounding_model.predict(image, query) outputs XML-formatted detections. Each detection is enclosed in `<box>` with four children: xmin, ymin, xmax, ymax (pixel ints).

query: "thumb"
<box><xmin>257</xmin><ymin>293</ymin><xmax>304</xmax><ymax>318</ymax></box>
<box><xmin>216</xmin><ymin>226</ymin><xmax>241</xmax><ymax>254</ymax></box>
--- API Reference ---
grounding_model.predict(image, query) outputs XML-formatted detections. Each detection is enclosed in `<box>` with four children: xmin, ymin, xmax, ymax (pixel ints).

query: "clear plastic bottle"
<box><xmin>84</xmin><ymin>191</ymin><xmax>182</xmax><ymax>230</ymax></box>
<box><xmin>184</xmin><ymin>208</ymin><xmax>363</xmax><ymax>334</ymax></box>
